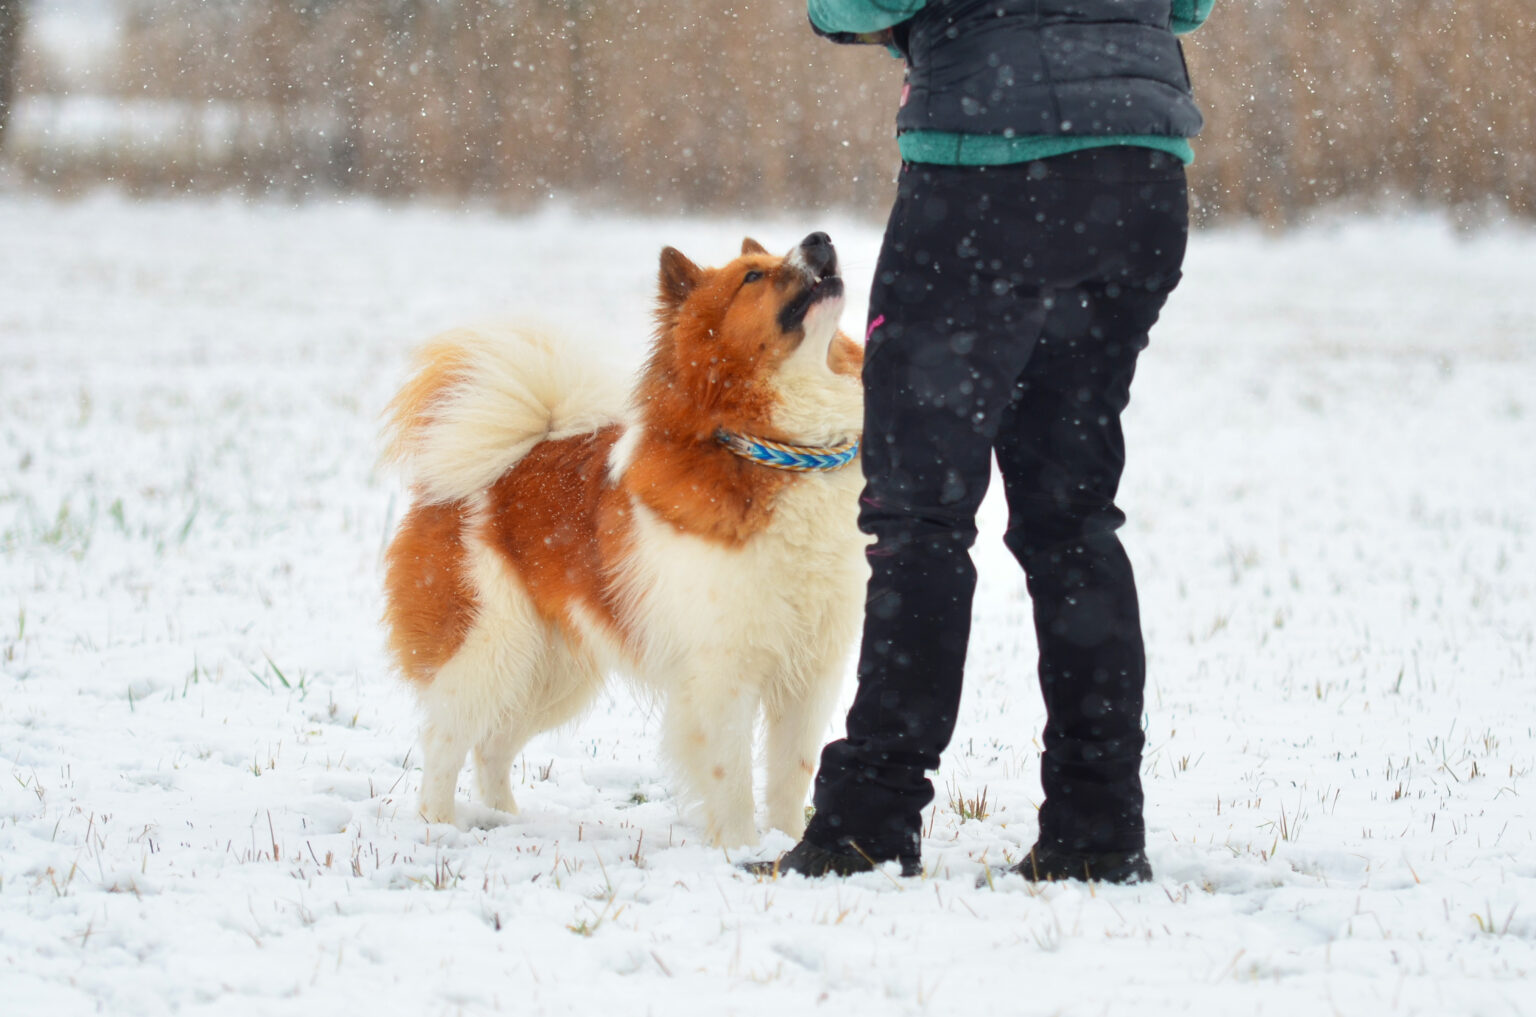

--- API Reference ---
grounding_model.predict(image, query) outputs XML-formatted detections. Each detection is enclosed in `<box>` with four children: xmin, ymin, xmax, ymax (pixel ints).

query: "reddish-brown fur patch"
<box><xmin>383</xmin><ymin>500</ymin><xmax>476</xmax><ymax>683</ymax></box>
<box><xmin>828</xmin><ymin>331</ymin><xmax>865</xmax><ymax>378</ymax></box>
<box><xmin>481</xmin><ymin>427</ymin><xmax>632</xmax><ymax>641</ymax></box>
<box><xmin>622</xmin><ymin>427</ymin><xmax>793</xmax><ymax>546</ymax></box>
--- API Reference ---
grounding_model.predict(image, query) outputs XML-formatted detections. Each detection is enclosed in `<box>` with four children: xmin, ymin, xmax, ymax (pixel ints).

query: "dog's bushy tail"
<box><xmin>382</xmin><ymin>325</ymin><xmax>626</xmax><ymax>505</ymax></box>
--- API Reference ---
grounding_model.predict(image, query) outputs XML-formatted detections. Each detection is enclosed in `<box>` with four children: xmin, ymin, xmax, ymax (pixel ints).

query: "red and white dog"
<box><xmin>381</xmin><ymin>234</ymin><xmax>866</xmax><ymax>847</ymax></box>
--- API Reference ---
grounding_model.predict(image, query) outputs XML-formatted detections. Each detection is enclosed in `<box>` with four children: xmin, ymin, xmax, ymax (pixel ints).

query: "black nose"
<box><xmin>800</xmin><ymin>232</ymin><xmax>837</xmax><ymax>277</ymax></box>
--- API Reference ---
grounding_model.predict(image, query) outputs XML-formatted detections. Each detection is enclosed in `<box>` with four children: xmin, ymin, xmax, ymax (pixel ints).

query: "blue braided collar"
<box><xmin>717</xmin><ymin>429</ymin><xmax>860</xmax><ymax>473</ymax></box>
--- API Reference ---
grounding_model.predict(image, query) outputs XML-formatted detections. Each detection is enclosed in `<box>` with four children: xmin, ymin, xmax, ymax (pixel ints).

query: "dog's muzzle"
<box><xmin>780</xmin><ymin>233</ymin><xmax>844</xmax><ymax>331</ymax></box>
<box><xmin>799</xmin><ymin>232</ymin><xmax>839</xmax><ymax>282</ymax></box>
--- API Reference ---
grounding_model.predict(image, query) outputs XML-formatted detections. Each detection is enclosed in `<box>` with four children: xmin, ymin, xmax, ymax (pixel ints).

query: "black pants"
<box><xmin>805</xmin><ymin>148</ymin><xmax>1188</xmax><ymax>862</ymax></box>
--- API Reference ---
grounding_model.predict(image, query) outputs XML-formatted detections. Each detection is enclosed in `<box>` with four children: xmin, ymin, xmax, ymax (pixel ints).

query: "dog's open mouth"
<box><xmin>778</xmin><ymin>276</ymin><xmax>842</xmax><ymax>333</ymax></box>
<box><xmin>808</xmin><ymin>272</ymin><xmax>845</xmax><ymax>303</ymax></box>
<box><xmin>778</xmin><ymin>245</ymin><xmax>844</xmax><ymax>332</ymax></box>
<box><xmin>808</xmin><ymin>246</ymin><xmax>842</xmax><ymax>300</ymax></box>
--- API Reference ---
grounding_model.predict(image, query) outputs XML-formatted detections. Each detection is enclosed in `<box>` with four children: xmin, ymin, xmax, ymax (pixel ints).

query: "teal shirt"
<box><xmin>808</xmin><ymin>0</ymin><xmax>1215</xmax><ymax>166</ymax></box>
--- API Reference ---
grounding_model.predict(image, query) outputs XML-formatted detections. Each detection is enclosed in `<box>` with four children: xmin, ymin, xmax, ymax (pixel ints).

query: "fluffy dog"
<box><xmin>380</xmin><ymin>234</ymin><xmax>867</xmax><ymax>846</ymax></box>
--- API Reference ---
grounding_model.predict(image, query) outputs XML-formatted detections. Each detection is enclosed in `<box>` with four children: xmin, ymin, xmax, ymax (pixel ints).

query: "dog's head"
<box><xmin>642</xmin><ymin>234</ymin><xmax>863</xmax><ymax>447</ymax></box>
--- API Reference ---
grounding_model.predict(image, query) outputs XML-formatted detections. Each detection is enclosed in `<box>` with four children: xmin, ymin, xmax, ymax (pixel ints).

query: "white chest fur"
<box><xmin>612</xmin><ymin>469</ymin><xmax>868</xmax><ymax>695</ymax></box>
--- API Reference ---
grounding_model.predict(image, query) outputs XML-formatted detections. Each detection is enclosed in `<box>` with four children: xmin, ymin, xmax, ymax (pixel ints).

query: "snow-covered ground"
<box><xmin>2</xmin><ymin>195</ymin><xmax>1534</xmax><ymax>1016</ymax></box>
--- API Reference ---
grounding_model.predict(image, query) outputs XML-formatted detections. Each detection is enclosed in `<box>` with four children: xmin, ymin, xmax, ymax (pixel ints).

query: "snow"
<box><xmin>3</xmin><ymin>195</ymin><xmax>1535</xmax><ymax>1016</ymax></box>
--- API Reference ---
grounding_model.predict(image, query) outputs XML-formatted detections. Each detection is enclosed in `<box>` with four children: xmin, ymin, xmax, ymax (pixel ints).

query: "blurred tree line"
<box><xmin>0</xmin><ymin>0</ymin><xmax>23</xmax><ymax>149</ymax></box>
<box><xmin>5</xmin><ymin>0</ymin><xmax>1534</xmax><ymax>223</ymax></box>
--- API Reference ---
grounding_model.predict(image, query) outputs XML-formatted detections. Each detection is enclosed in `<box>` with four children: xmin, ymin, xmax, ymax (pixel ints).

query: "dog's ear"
<box><xmin>740</xmin><ymin>237</ymin><xmax>768</xmax><ymax>256</ymax></box>
<box><xmin>658</xmin><ymin>246</ymin><xmax>701</xmax><ymax>311</ymax></box>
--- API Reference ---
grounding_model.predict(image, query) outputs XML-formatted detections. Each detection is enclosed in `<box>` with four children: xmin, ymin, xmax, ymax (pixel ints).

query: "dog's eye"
<box><xmin>743</xmin><ymin>271</ymin><xmax>765</xmax><ymax>284</ymax></box>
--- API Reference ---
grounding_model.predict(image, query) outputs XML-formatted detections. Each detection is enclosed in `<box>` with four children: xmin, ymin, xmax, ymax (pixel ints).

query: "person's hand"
<box><xmin>848</xmin><ymin>28</ymin><xmax>896</xmax><ymax>46</ymax></box>
<box><xmin>808</xmin><ymin>18</ymin><xmax>911</xmax><ymax>57</ymax></box>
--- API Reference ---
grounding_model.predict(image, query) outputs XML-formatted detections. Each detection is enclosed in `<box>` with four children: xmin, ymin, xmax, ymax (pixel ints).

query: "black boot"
<box><xmin>1011</xmin><ymin>842</ymin><xmax>1153</xmax><ymax>884</ymax></box>
<box><xmin>740</xmin><ymin>839</ymin><xmax>921</xmax><ymax>878</ymax></box>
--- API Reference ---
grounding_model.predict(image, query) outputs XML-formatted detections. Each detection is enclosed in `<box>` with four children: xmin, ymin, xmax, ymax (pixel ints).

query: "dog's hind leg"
<box><xmin>764</xmin><ymin>670</ymin><xmax>842</xmax><ymax>838</ymax></box>
<box><xmin>474</xmin><ymin>639</ymin><xmax>604</xmax><ymax>815</ymax></box>
<box><xmin>663</xmin><ymin>671</ymin><xmax>760</xmax><ymax>848</ymax></box>
<box><xmin>419</xmin><ymin>719</ymin><xmax>474</xmax><ymax>825</ymax></box>
<box><xmin>473</xmin><ymin>725</ymin><xmax>528</xmax><ymax>814</ymax></box>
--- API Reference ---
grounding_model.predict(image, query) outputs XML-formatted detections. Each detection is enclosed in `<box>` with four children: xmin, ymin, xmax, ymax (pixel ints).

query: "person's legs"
<box><xmin>995</xmin><ymin>283</ymin><xmax>1159</xmax><ymax>856</ymax></box>
<box><xmin>786</xmin><ymin>149</ymin><xmax>1186</xmax><ymax>874</ymax></box>
<box><xmin>993</xmin><ymin>149</ymin><xmax>1188</xmax><ymax>864</ymax></box>
<box><xmin>803</xmin><ymin>164</ymin><xmax>1047</xmax><ymax>863</ymax></box>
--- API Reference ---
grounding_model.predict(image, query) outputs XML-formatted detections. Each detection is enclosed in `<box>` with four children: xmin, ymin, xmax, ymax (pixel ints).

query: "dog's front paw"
<box><xmin>420</xmin><ymin>800</ymin><xmax>518</xmax><ymax>831</ymax></box>
<box><xmin>707</xmin><ymin>819</ymin><xmax>761</xmax><ymax>850</ymax></box>
<box><xmin>419</xmin><ymin>800</ymin><xmax>458</xmax><ymax>826</ymax></box>
<box><xmin>456</xmin><ymin>801</ymin><xmax>518</xmax><ymax>830</ymax></box>
<box><xmin>767</xmin><ymin>810</ymin><xmax>808</xmax><ymax>841</ymax></box>
<box><xmin>478</xmin><ymin>786</ymin><xmax>519</xmax><ymax>816</ymax></box>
